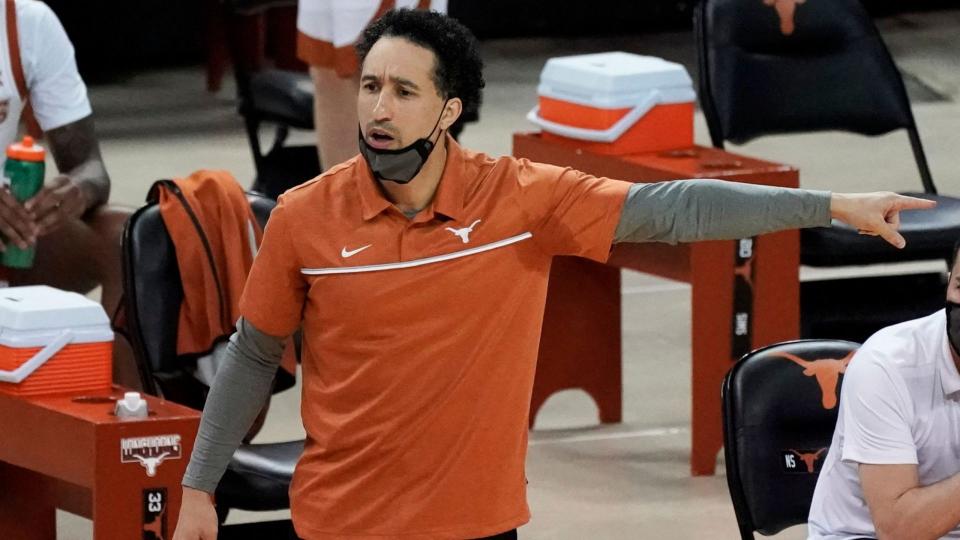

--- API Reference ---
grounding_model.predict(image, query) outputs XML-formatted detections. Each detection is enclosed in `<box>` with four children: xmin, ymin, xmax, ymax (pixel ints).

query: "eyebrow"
<box><xmin>361</xmin><ymin>74</ymin><xmax>421</xmax><ymax>91</ymax></box>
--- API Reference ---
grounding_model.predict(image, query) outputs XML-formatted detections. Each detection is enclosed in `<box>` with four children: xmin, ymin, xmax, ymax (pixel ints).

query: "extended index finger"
<box><xmin>892</xmin><ymin>195</ymin><xmax>937</xmax><ymax>211</ymax></box>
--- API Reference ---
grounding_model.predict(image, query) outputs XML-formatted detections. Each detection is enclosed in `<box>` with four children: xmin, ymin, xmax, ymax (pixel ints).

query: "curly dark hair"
<box><xmin>356</xmin><ymin>9</ymin><xmax>484</xmax><ymax>126</ymax></box>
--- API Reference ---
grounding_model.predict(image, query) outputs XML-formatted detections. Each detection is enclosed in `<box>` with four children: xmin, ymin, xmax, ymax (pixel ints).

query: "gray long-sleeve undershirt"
<box><xmin>182</xmin><ymin>318</ymin><xmax>285</xmax><ymax>493</ymax></box>
<box><xmin>181</xmin><ymin>179</ymin><xmax>832</xmax><ymax>493</ymax></box>
<box><xmin>613</xmin><ymin>180</ymin><xmax>831</xmax><ymax>243</ymax></box>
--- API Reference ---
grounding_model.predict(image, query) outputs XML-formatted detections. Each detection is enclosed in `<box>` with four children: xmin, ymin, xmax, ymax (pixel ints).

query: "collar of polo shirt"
<box><xmin>357</xmin><ymin>133</ymin><xmax>467</xmax><ymax>223</ymax></box>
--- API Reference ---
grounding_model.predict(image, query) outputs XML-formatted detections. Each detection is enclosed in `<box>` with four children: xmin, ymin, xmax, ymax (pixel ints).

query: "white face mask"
<box><xmin>358</xmin><ymin>101</ymin><xmax>447</xmax><ymax>184</ymax></box>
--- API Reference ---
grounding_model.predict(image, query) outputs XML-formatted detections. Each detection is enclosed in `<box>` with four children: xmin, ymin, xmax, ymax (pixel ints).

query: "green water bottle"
<box><xmin>3</xmin><ymin>136</ymin><xmax>45</xmax><ymax>268</ymax></box>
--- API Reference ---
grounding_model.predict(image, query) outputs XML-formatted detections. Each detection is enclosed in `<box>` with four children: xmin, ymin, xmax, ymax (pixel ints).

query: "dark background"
<box><xmin>43</xmin><ymin>0</ymin><xmax>958</xmax><ymax>81</ymax></box>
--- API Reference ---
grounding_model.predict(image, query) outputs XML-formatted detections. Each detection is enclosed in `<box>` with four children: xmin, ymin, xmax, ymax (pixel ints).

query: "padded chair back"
<box><xmin>695</xmin><ymin>0</ymin><xmax>935</xmax><ymax>193</ymax></box>
<box><xmin>722</xmin><ymin>339</ymin><xmax>860</xmax><ymax>539</ymax></box>
<box><xmin>121</xmin><ymin>191</ymin><xmax>277</xmax><ymax>404</ymax></box>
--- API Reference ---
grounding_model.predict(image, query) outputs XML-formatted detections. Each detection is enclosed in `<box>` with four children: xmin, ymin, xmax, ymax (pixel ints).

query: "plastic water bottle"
<box><xmin>2</xmin><ymin>136</ymin><xmax>45</xmax><ymax>268</ymax></box>
<box><xmin>115</xmin><ymin>391</ymin><xmax>149</xmax><ymax>419</ymax></box>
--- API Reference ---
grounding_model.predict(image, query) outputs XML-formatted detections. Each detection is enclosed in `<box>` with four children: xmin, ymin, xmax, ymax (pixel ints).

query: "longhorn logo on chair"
<box><xmin>763</xmin><ymin>0</ymin><xmax>806</xmax><ymax>36</ymax></box>
<box><xmin>782</xmin><ymin>447</ymin><xmax>827</xmax><ymax>473</ymax></box>
<box><xmin>774</xmin><ymin>351</ymin><xmax>854</xmax><ymax>409</ymax></box>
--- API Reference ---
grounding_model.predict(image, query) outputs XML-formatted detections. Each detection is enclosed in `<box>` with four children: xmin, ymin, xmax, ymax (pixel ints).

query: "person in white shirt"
<box><xmin>808</xmin><ymin>242</ymin><xmax>960</xmax><ymax>540</ymax></box>
<box><xmin>0</xmin><ymin>0</ymin><xmax>133</xmax><ymax>384</ymax></box>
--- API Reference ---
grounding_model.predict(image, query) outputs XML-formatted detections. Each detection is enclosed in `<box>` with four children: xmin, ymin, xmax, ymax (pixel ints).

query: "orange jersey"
<box><xmin>240</xmin><ymin>136</ymin><xmax>630</xmax><ymax>539</ymax></box>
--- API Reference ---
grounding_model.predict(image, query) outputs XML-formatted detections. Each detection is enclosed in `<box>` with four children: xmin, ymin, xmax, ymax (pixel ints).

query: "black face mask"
<box><xmin>358</xmin><ymin>101</ymin><xmax>447</xmax><ymax>184</ymax></box>
<box><xmin>948</xmin><ymin>300</ymin><xmax>960</xmax><ymax>357</ymax></box>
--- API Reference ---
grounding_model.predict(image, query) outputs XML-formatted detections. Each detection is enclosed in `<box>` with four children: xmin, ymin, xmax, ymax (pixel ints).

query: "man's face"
<box><xmin>949</xmin><ymin>253</ymin><xmax>960</xmax><ymax>305</ymax></box>
<box><xmin>358</xmin><ymin>36</ymin><xmax>447</xmax><ymax>150</ymax></box>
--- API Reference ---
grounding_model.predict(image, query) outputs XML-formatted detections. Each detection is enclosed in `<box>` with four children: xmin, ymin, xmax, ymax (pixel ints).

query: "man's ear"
<box><xmin>440</xmin><ymin>97</ymin><xmax>463</xmax><ymax>131</ymax></box>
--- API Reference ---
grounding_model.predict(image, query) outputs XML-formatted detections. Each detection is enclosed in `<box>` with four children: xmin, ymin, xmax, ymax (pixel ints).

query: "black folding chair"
<box><xmin>723</xmin><ymin>339</ymin><xmax>859</xmax><ymax>539</ymax></box>
<box><xmin>695</xmin><ymin>0</ymin><xmax>960</xmax><ymax>341</ymax></box>
<box><xmin>121</xmin><ymin>190</ymin><xmax>301</xmax><ymax>537</ymax></box>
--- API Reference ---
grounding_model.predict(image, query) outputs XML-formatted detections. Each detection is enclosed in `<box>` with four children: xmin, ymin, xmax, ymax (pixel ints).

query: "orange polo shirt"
<box><xmin>240</xmin><ymin>136</ymin><xmax>630</xmax><ymax>539</ymax></box>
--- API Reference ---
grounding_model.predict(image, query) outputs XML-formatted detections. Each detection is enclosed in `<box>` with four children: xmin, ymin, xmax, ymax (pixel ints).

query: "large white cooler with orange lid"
<box><xmin>0</xmin><ymin>286</ymin><xmax>113</xmax><ymax>397</ymax></box>
<box><xmin>527</xmin><ymin>52</ymin><xmax>696</xmax><ymax>155</ymax></box>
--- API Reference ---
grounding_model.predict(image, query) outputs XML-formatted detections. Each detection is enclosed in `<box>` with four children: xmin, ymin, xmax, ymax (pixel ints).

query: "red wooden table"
<box><xmin>514</xmin><ymin>132</ymin><xmax>800</xmax><ymax>475</ymax></box>
<box><xmin>0</xmin><ymin>388</ymin><xmax>200</xmax><ymax>539</ymax></box>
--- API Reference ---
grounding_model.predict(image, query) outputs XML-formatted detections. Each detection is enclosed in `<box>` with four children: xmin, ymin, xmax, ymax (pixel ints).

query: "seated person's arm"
<box><xmin>841</xmin><ymin>352</ymin><xmax>960</xmax><ymax>540</ymax></box>
<box><xmin>27</xmin><ymin>115</ymin><xmax>110</xmax><ymax>235</ymax></box>
<box><xmin>860</xmin><ymin>464</ymin><xmax>960</xmax><ymax>540</ymax></box>
<box><xmin>19</xmin><ymin>2</ymin><xmax>108</xmax><ymax>234</ymax></box>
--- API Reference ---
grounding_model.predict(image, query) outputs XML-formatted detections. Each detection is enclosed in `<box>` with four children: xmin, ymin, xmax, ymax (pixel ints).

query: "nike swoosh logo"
<box><xmin>341</xmin><ymin>244</ymin><xmax>372</xmax><ymax>258</ymax></box>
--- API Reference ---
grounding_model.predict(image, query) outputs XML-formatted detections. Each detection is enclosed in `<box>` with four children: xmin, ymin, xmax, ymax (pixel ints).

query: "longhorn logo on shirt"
<box><xmin>121</xmin><ymin>434</ymin><xmax>182</xmax><ymax>477</ymax></box>
<box><xmin>782</xmin><ymin>447</ymin><xmax>827</xmax><ymax>473</ymax></box>
<box><xmin>763</xmin><ymin>0</ymin><xmax>806</xmax><ymax>36</ymax></box>
<box><xmin>445</xmin><ymin>219</ymin><xmax>481</xmax><ymax>243</ymax></box>
<box><xmin>774</xmin><ymin>351</ymin><xmax>854</xmax><ymax>409</ymax></box>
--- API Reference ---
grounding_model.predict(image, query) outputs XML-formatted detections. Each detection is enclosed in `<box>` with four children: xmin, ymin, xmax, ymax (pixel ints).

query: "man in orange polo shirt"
<box><xmin>174</xmin><ymin>9</ymin><xmax>934</xmax><ymax>540</ymax></box>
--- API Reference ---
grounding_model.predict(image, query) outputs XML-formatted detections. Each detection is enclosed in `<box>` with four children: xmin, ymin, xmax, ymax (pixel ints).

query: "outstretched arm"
<box><xmin>613</xmin><ymin>180</ymin><xmax>830</xmax><ymax>244</ymax></box>
<box><xmin>613</xmin><ymin>180</ymin><xmax>933</xmax><ymax>248</ymax></box>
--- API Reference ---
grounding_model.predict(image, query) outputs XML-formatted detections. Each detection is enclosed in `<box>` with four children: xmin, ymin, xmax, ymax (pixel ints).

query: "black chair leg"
<box><xmin>907</xmin><ymin>125</ymin><xmax>937</xmax><ymax>194</ymax></box>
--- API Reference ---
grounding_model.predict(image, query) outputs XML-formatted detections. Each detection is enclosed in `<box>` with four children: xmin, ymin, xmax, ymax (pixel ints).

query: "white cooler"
<box><xmin>0</xmin><ymin>286</ymin><xmax>114</xmax><ymax>396</ymax></box>
<box><xmin>527</xmin><ymin>52</ymin><xmax>696</xmax><ymax>154</ymax></box>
